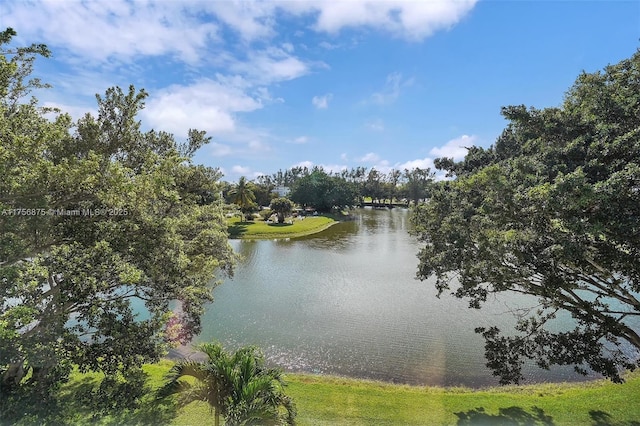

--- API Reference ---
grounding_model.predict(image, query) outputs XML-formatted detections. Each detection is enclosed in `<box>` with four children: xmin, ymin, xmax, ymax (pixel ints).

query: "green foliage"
<box><xmin>289</xmin><ymin>169</ymin><xmax>358</xmax><ymax>212</ymax></box>
<box><xmin>363</xmin><ymin>169</ymin><xmax>385</xmax><ymax>203</ymax></box>
<box><xmin>251</xmin><ymin>178</ymin><xmax>277</xmax><ymax>207</ymax></box>
<box><xmin>260</xmin><ymin>165</ymin><xmax>433</xmax><ymax>208</ymax></box>
<box><xmin>258</xmin><ymin>208</ymin><xmax>274</xmax><ymax>221</ymax></box>
<box><xmin>161</xmin><ymin>343</ymin><xmax>296</xmax><ymax>426</ymax></box>
<box><xmin>3</xmin><ymin>362</ymin><xmax>640</xmax><ymax>425</ymax></box>
<box><xmin>412</xmin><ymin>50</ymin><xmax>640</xmax><ymax>384</ymax></box>
<box><xmin>269</xmin><ymin>197</ymin><xmax>294</xmax><ymax>223</ymax></box>
<box><xmin>229</xmin><ymin>176</ymin><xmax>258</xmax><ymax>220</ymax></box>
<box><xmin>0</xmin><ymin>29</ymin><xmax>235</xmax><ymax>398</ymax></box>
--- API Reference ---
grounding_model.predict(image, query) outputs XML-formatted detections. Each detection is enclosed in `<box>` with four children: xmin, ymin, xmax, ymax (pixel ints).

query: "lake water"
<box><xmin>195</xmin><ymin>208</ymin><xmax>596</xmax><ymax>387</ymax></box>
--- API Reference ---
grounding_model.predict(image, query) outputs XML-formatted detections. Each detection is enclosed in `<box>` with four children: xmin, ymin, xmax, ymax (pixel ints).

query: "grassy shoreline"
<box><xmin>15</xmin><ymin>362</ymin><xmax>637</xmax><ymax>425</ymax></box>
<box><xmin>227</xmin><ymin>214</ymin><xmax>340</xmax><ymax>239</ymax></box>
<box><xmin>284</xmin><ymin>371</ymin><xmax>640</xmax><ymax>425</ymax></box>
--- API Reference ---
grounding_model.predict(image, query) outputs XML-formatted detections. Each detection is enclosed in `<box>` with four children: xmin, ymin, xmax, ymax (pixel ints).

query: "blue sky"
<box><xmin>4</xmin><ymin>0</ymin><xmax>639</xmax><ymax>181</ymax></box>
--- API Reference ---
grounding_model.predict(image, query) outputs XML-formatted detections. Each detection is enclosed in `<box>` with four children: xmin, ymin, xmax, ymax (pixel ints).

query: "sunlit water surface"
<box><xmin>196</xmin><ymin>208</ymin><xmax>616</xmax><ymax>387</ymax></box>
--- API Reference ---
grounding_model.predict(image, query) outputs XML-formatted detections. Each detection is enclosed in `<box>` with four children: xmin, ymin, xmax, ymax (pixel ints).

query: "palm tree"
<box><xmin>229</xmin><ymin>176</ymin><xmax>257</xmax><ymax>221</ymax></box>
<box><xmin>161</xmin><ymin>342</ymin><xmax>296</xmax><ymax>426</ymax></box>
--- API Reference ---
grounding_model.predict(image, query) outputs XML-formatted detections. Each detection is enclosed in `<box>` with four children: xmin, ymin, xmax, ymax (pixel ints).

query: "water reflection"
<box><xmin>198</xmin><ymin>207</ymin><xmax>594</xmax><ymax>387</ymax></box>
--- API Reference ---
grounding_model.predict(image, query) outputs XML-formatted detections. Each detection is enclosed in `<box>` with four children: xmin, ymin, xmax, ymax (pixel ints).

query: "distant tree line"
<box><xmin>222</xmin><ymin>166</ymin><xmax>436</xmax><ymax>214</ymax></box>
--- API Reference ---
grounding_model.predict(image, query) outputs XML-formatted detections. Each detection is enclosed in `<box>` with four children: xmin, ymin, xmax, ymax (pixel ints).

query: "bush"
<box><xmin>259</xmin><ymin>209</ymin><xmax>273</xmax><ymax>221</ymax></box>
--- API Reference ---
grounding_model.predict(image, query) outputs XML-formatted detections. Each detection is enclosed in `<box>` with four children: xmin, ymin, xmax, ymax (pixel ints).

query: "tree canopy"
<box><xmin>289</xmin><ymin>169</ymin><xmax>358</xmax><ymax>212</ymax></box>
<box><xmin>270</xmin><ymin>197</ymin><xmax>294</xmax><ymax>223</ymax></box>
<box><xmin>228</xmin><ymin>176</ymin><xmax>258</xmax><ymax>220</ymax></box>
<box><xmin>262</xmin><ymin>165</ymin><xmax>433</xmax><ymax>208</ymax></box>
<box><xmin>411</xmin><ymin>50</ymin><xmax>640</xmax><ymax>384</ymax></box>
<box><xmin>0</xmin><ymin>29</ymin><xmax>235</xmax><ymax>395</ymax></box>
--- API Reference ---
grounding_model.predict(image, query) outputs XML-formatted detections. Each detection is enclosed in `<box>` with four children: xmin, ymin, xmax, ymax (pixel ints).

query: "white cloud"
<box><xmin>227</xmin><ymin>166</ymin><xmax>264</xmax><ymax>180</ymax></box>
<box><xmin>393</xmin><ymin>134</ymin><xmax>479</xmax><ymax>180</ymax></box>
<box><xmin>370</xmin><ymin>72</ymin><xmax>414</xmax><ymax>105</ymax></box>
<box><xmin>231</xmin><ymin>48</ymin><xmax>310</xmax><ymax>84</ymax></box>
<box><xmin>312</xmin><ymin>93</ymin><xmax>333</xmax><ymax>109</ymax></box>
<box><xmin>370</xmin><ymin>160</ymin><xmax>391</xmax><ymax>173</ymax></box>
<box><xmin>348</xmin><ymin>134</ymin><xmax>477</xmax><ymax>182</ymax></box>
<box><xmin>293</xmin><ymin>136</ymin><xmax>310</xmax><ymax>144</ymax></box>
<box><xmin>319</xmin><ymin>41</ymin><xmax>340</xmax><ymax>50</ymax></box>
<box><xmin>396</xmin><ymin>157</ymin><xmax>436</xmax><ymax>171</ymax></box>
<box><xmin>289</xmin><ymin>161</ymin><xmax>347</xmax><ymax>174</ymax></box>
<box><xmin>209</xmin><ymin>0</ymin><xmax>478</xmax><ymax>44</ymax></box>
<box><xmin>311</xmin><ymin>0</ymin><xmax>477</xmax><ymax>41</ymax></box>
<box><xmin>232</xmin><ymin>165</ymin><xmax>253</xmax><ymax>175</ymax></box>
<box><xmin>215</xmin><ymin>126</ymin><xmax>276</xmax><ymax>156</ymax></box>
<box><xmin>292</xmin><ymin>160</ymin><xmax>315</xmax><ymax>169</ymax></box>
<box><xmin>340</xmin><ymin>153</ymin><xmax>349</xmax><ymax>161</ymax></box>
<box><xmin>358</xmin><ymin>152</ymin><xmax>381</xmax><ymax>163</ymax></box>
<box><xmin>225</xmin><ymin>46</ymin><xmax>315</xmax><ymax>85</ymax></box>
<box><xmin>5</xmin><ymin>1</ymin><xmax>477</xmax><ymax>66</ymax></box>
<box><xmin>282</xmin><ymin>42</ymin><xmax>294</xmax><ymax>53</ymax></box>
<box><xmin>4</xmin><ymin>1</ymin><xmax>218</xmax><ymax>64</ymax></box>
<box><xmin>42</xmin><ymin>101</ymin><xmax>96</xmax><ymax>121</ymax></box>
<box><xmin>200</xmin><ymin>0</ymin><xmax>477</xmax><ymax>45</ymax></box>
<box><xmin>141</xmin><ymin>78</ymin><xmax>262</xmax><ymax>136</ymax></box>
<box><xmin>203</xmin><ymin>1</ymin><xmax>275</xmax><ymax>41</ymax></box>
<box><xmin>429</xmin><ymin>134</ymin><xmax>476</xmax><ymax>160</ymax></box>
<box><xmin>253</xmin><ymin>87</ymin><xmax>284</xmax><ymax>104</ymax></box>
<box><xmin>5</xmin><ymin>0</ymin><xmax>479</xmax><ymax>183</ymax></box>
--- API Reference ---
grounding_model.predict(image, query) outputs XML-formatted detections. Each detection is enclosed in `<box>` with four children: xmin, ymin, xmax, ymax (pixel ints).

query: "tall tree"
<box><xmin>411</xmin><ymin>50</ymin><xmax>640</xmax><ymax>384</ymax></box>
<box><xmin>0</xmin><ymin>29</ymin><xmax>235</xmax><ymax>396</ymax></box>
<box><xmin>363</xmin><ymin>169</ymin><xmax>385</xmax><ymax>205</ymax></box>
<box><xmin>229</xmin><ymin>176</ymin><xmax>257</xmax><ymax>221</ymax></box>
<box><xmin>348</xmin><ymin>166</ymin><xmax>368</xmax><ymax>205</ymax></box>
<box><xmin>289</xmin><ymin>169</ymin><xmax>357</xmax><ymax>213</ymax></box>
<box><xmin>270</xmin><ymin>197</ymin><xmax>294</xmax><ymax>224</ymax></box>
<box><xmin>401</xmin><ymin>168</ymin><xmax>434</xmax><ymax>205</ymax></box>
<box><xmin>251</xmin><ymin>178</ymin><xmax>277</xmax><ymax>208</ymax></box>
<box><xmin>162</xmin><ymin>342</ymin><xmax>296</xmax><ymax>426</ymax></box>
<box><xmin>385</xmin><ymin>169</ymin><xmax>402</xmax><ymax>204</ymax></box>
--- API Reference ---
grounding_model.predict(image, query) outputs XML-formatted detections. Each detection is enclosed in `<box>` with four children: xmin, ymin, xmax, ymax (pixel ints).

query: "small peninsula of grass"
<box><xmin>227</xmin><ymin>215</ymin><xmax>338</xmax><ymax>239</ymax></box>
<box><xmin>12</xmin><ymin>363</ymin><xmax>640</xmax><ymax>425</ymax></box>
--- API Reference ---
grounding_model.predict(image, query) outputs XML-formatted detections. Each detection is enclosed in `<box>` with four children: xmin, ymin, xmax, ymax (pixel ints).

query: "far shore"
<box><xmin>227</xmin><ymin>214</ymin><xmax>342</xmax><ymax>239</ymax></box>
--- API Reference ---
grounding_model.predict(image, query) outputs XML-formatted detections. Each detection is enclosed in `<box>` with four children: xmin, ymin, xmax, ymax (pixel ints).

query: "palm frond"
<box><xmin>166</xmin><ymin>360</ymin><xmax>210</xmax><ymax>382</ymax></box>
<box><xmin>161</xmin><ymin>342</ymin><xmax>296</xmax><ymax>425</ymax></box>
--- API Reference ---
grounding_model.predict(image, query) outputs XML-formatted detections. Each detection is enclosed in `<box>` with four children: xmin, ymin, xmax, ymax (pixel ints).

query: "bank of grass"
<box><xmin>227</xmin><ymin>215</ymin><xmax>337</xmax><ymax>239</ymax></box>
<box><xmin>17</xmin><ymin>362</ymin><xmax>638</xmax><ymax>425</ymax></box>
<box><xmin>286</xmin><ymin>372</ymin><xmax>640</xmax><ymax>425</ymax></box>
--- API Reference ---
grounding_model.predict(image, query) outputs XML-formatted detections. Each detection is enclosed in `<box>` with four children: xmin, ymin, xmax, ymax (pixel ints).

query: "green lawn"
<box><xmin>286</xmin><ymin>373</ymin><xmax>640</xmax><ymax>425</ymax></box>
<box><xmin>5</xmin><ymin>362</ymin><xmax>639</xmax><ymax>425</ymax></box>
<box><xmin>227</xmin><ymin>215</ymin><xmax>337</xmax><ymax>239</ymax></box>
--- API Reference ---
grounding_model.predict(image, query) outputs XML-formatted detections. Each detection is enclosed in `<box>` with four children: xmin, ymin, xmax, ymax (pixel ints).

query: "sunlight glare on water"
<box><xmin>197</xmin><ymin>208</ymin><xmax>596</xmax><ymax>387</ymax></box>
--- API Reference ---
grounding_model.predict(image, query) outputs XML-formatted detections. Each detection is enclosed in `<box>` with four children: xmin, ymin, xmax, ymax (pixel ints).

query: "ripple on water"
<box><xmin>198</xmin><ymin>209</ymin><xmax>604</xmax><ymax>387</ymax></box>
